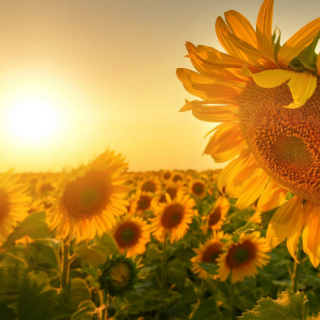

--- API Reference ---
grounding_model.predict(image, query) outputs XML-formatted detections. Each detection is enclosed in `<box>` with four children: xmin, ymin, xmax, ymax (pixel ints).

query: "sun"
<box><xmin>7</xmin><ymin>95</ymin><xmax>59</xmax><ymax>142</ymax></box>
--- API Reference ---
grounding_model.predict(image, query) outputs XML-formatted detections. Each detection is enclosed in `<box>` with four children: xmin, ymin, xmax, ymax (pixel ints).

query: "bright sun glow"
<box><xmin>7</xmin><ymin>96</ymin><xmax>59</xmax><ymax>142</ymax></box>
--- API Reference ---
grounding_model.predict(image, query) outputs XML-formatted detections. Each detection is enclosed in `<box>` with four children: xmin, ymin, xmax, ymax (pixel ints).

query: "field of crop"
<box><xmin>1</xmin><ymin>159</ymin><xmax>319</xmax><ymax>320</ymax></box>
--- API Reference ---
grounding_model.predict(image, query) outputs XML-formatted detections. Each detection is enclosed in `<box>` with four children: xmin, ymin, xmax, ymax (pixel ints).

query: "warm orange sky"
<box><xmin>0</xmin><ymin>0</ymin><xmax>319</xmax><ymax>172</ymax></box>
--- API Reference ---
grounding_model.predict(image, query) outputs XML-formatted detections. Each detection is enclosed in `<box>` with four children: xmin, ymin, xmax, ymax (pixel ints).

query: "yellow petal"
<box><xmin>256</xmin><ymin>0</ymin><xmax>275</xmax><ymax>61</ymax></box>
<box><xmin>285</xmin><ymin>71</ymin><xmax>317</xmax><ymax>109</ymax></box>
<box><xmin>257</xmin><ymin>180</ymin><xmax>287</xmax><ymax>212</ymax></box>
<box><xmin>303</xmin><ymin>202</ymin><xmax>320</xmax><ymax>267</ymax></box>
<box><xmin>266</xmin><ymin>196</ymin><xmax>304</xmax><ymax>249</ymax></box>
<box><xmin>278</xmin><ymin>17</ymin><xmax>320</xmax><ymax>67</ymax></box>
<box><xmin>287</xmin><ymin>232</ymin><xmax>301</xmax><ymax>263</ymax></box>
<box><xmin>251</xmin><ymin>69</ymin><xmax>295</xmax><ymax>88</ymax></box>
<box><xmin>224</xmin><ymin>10</ymin><xmax>257</xmax><ymax>48</ymax></box>
<box><xmin>235</xmin><ymin>169</ymin><xmax>268</xmax><ymax>209</ymax></box>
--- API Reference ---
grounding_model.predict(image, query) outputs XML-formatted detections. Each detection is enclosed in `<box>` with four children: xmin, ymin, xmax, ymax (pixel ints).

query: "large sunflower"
<box><xmin>0</xmin><ymin>171</ymin><xmax>30</xmax><ymax>244</ymax></box>
<box><xmin>177</xmin><ymin>0</ymin><xmax>320</xmax><ymax>265</ymax></box>
<box><xmin>49</xmin><ymin>150</ymin><xmax>129</xmax><ymax>243</ymax></box>
<box><xmin>217</xmin><ymin>232</ymin><xmax>270</xmax><ymax>283</ymax></box>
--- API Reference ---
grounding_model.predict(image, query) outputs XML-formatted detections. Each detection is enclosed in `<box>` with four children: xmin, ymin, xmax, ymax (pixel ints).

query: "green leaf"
<box><xmin>191</xmin><ymin>297</ymin><xmax>218</xmax><ymax>320</ymax></box>
<box><xmin>4</xmin><ymin>211</ymin><xmax>52</xmax><ymax>245</ymax></box>
<box><xmin>146</xmin><ymin>243</ymin><xmax>162</xmax><ymax>261</ymax></box>
<box><xmin>238</xmin><ymin>290</ymin><xmax>308</xmax><ymax>320</ymax></box>
<box><xmin>0</xmin><ymin>253</ymin><xmax>28</xmax><ymax>303</ymax></box>
<box><xmin>18</xmin><ymin>271</ymin><xmax>91</xmax><ymax>320</ymax></box>
<box><xmin>71</xmin><ymin>301</ymin><xmax>96</xmax><ymax>320</ymax></box>
<box><xmin>167</xmin><ymin>261</ymin><xmax>187</xmax><ymax>290</ymax></box>
<box><xmin>75</xmin><ymin>233</ymin><xmax>117</xmax><ymax>266</ymax></box>
<box><xmin>198</xmin><ymin>263</ymin><xmax>219</xmax><ymax>275</ymax></box>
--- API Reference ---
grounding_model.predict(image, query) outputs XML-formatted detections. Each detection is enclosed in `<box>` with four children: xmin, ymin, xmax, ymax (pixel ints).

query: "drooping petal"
<box><xmin>287</xmin><ymin>232</ymin><xmax>301</xmax><ymax>263</ymax></box>
<box><xmin>278</xmin><ymin>17</ymin><xmax>320</xmax><ymax>68</ymax></box>
<box><xmin>251</xmin><ymin>69</ymin><xmax>295</xmax><ymax>88</ymax></box>
<box><xmin>257</xmin><ymin>180</ymin><xmax>287</xmax><ymax>212</ymax></box>
<box><xmin>180</xmin><ymin>100</ymin><xmax>238</xmax><ymax>123</ymax></box>
<box><xmin>266</xmin><ymin>196</ymin><xmax>304</xmax><ymax>249</ymax></box>
<box><xmin>256</xmin><ymin>0</ymin><xmax>275</xmax><ymax>61</ymax></box>
<box><xmin>285</xmin><ymin>71</ymin><xmax>317</xmax><ymax>109</ymax></box>
<box><xmin>224</xmin><ymin>10</ymin><xmax>257</xmax><ymax>48</ymax></box>
<box><xmin>235</xmin><ymin>169</ymin><xmax>268</xmax><ymax>209</ymax></box>
<box><xmin>303</xmin><ymin>201</ymin><xmax>320</xmax><ymax>267</ymax></box>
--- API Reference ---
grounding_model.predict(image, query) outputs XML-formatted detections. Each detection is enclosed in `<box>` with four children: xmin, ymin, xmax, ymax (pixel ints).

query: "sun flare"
<box><xmin>6</xmin><ymin>95</ymin><xmax>60</xmax><ymax>143</ymax></box>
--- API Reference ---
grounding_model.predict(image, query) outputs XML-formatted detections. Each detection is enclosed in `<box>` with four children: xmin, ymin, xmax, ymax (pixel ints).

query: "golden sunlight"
<box><xmin>6</xmin><ymin>95</ymin><xmax>59</xmax><ymax>142</ymax></box>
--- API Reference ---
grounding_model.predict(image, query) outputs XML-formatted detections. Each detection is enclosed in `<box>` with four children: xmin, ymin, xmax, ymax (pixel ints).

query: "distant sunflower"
<box><xmin>138</xmin><ymin>176</ymin><xmax>161</xmax><ymax>194</ymax></box>
<box><xmin>161</xmin><ymin>170</ymin><xmax>172</xmax><ymax>182</ymax></box>
<box><xmin>171</xmin><ymin>172</ymin><xmax>184</xmax><ymax>183</ymax></box>
<box><xmin>129</xmin><ymin>191</ymin><xmax>157</xmax><ymax>216</ymax></box>
<box><xmin>217</xmin><ymin>232</ymin><xmax>270</xmax><ymax>283</ymax></box>
<box><xmin>49</xmin><ymin>150</ymin><xmax>129</xmax><ymax>243</ymax></box>
<box><xmin>177</xmin><ymin>0</ymin><xmax>320</xmax><ymax>265</ymax></box>
<box><xmin>0</xmin><ymin>172</ymin><xmax>30</xmax><ymax>244</ymax></box>
<box><xmin>191</xmin><ymin>232</ymin><xmax>230</xmax><ymax>279</ymax></box>
<box><xmin>112</xmin><ymin>215</ymin><xmax>150</xmax><ymax>257</ymax></box>
<box><xmin>189</xmin><ymin>179</ymin><xmax>206</xmax><ymax>198</ymax></box>
<box><xmin>201</xmin><ymin>196</ymin><xmax>230</xmax><ymax>233</ymax></box>
<box><xmin>158</xmin><ymin>181</ymin><xmax>185</xmax><ymax>203</ymax></box>
<box><xmin>149</xmin><ymin>192</ymin><xmax>196</xmax><ymax>243</ymax></box>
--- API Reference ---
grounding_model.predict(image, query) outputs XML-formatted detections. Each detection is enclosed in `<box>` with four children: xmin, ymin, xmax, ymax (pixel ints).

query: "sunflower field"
<box><xmin>2</xmin><ymin>0</ymin><xmax>320</xmax><ymax>319</ymax></box>
<box><xmin>0</xmin><ymin>159</ymin><xmax>320</xmax><ymax>320</ymax></box>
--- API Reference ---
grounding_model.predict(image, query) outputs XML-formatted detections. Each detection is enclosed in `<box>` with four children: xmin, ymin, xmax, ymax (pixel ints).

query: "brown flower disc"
<box><xmin>239</xmin><ymin>80</ymin><xmax>320</xmax><ymax>204</ymax></box>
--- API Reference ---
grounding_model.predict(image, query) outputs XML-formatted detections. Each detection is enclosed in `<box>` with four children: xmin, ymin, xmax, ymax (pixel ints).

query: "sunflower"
<box><xmin>177</xmin><ymin>0</ymin><xmax>320</xmax><ymax>265</ymax></box>
<box><xmin>161</xmin><ymin>170</ymin><xmax>172</xmax><ymax>183</ymax></box>
<box><xmin>49</xmin><ymin>150</ymin><xmax>129</xmax><ymax>243</ymax></box>
<box><xmin>171</xmin><ymin>172</ymin><xmax>184</xmax><ymax>183</ymax></box>
<box><xmin>201</xmin><ymin>196</ymin><xmax>230</xmax><ymax>234</ymax></box>
<box><xmin>217</xmin><ymin>232</ymin><xmax>270</xmax><ymax>283</ymax></box>
<box><xmin>99</xmin><ymin>255</ymin><xmax>138</xmax><ymax>296</ymax></box>
<box><xmin>138</xmin><ymin>176</ymin><xmax>161</xmax><ymax>194</ymax></box>
<box><xmin>129</xmin><ymin>190</ymin><xmax>157</xmax><ymax>216</ymax></box>
<box><xmin>0</xmin><ymin>171</ymin><xmax>31</xmax><ymax>244</ymax></box>
<box><xmin>191</xmin><ymin>232</ymin><xmax>230</xmax><ymax>279</ymax></box>
<box><xmin>112</xmin><ymin>215</ymin><xmax>150</xmax><ymax>257</ymax></box>
<box><xmin>149</xmin><ymin>192</ymin><xmax>196</xmax><ymax>243</ymax></box>
<box><xmin>158</xmin><ymin>181</ymin><xmax>185</xmax><ymax>203</ymax></box>
<box><xmin>189</xmin><ymin>179</ymin><xmax>207</xmax><ymax>198</ymax></box>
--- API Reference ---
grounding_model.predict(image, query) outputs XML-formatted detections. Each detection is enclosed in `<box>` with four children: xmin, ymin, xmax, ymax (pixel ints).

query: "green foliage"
<box><xmin>75</xmin><ymin>233</ymin><xmax>117</xmax><ymax>266</ymax></box>
<box><xmin>17</xmin><ymin>271</ymin><xmax>92</xmax><ymax>320</ymax></box>
<box><xmin>3</xmin><ymin>211</ymin><xmax>52</xmax><ymax>245</ymax></box>
<box><xmin>238</xmin><ymin>290</ymin><xmax>308</xmax><ymax>320</ymax></box>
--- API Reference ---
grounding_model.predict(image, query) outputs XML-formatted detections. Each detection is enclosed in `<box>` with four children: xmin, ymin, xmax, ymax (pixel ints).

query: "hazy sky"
<box><xmin>0</xmin><ymin>0</ymin><xmax>319</xmax><ymax>172</ymax></box>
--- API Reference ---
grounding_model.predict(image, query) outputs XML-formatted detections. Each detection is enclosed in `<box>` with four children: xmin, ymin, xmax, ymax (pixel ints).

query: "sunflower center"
<box><xmin>161</xmin><ymin>203</ymin><xmax>184</xmax><ymax>229</ymax></box>
<box><xmin>142</xmin><ymin>181</ymin><xmax>156</xmax><ymax>193</ymax></box>
<box><xmin>115</xmin><ymin>221</ymin><xmax>141</xmax><ymax>247</ymax></box>
<box><xmin>239</xmin><ymin>80</ymin><xmax>320</xmax><ymax>203</ymax></box>
<box><xmin>192</xmin><ymin>182</ymin><xmax>204</xmax><ymax>195</ymax></box>
<box><xmin>63</xmin><ymin>171</ymin><xmax>107</xmax><ymax>218</ymax></box>
<box><xmin>164</xmin><ymin>172</ymin><xmax>171</xmax><ymax>180</ymax></box>
<box><xmin>208</xmin><ymin>207</ymin><xmax>221</xmax><ymax>227</ymax></box>
<box><xmin>202</xmin><ymin>242</ymin><xmax>223</xmax><ymax>263</ymax></box>
<box><xmin>172</xmin><ymin>174</ymin><xmax>182</xmax><ymax>182</ymax></box>
<box><xmin>137</xmin><ymin>195</ymin><xmax>151</xmax><ymax>211</ymax></box>
<box><xmin>166</xmin><ymin>187</ymin><xmax>177</xmax><ymax>200</ymax></box>
<box><xmin>226</xmin><ymin>241</ymin><xmax>255</xmax><ymax>268</ymax></box>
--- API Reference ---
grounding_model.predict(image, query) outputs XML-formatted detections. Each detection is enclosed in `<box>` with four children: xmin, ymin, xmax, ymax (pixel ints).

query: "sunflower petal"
<box><xmin>224</xmin><ymin>10</ymin><xmax>257</xmax><ymax>48</ymax></box>
<box><xmin>256</xmin><ymin>0</ymin><xmax>275</xmax><ymax>60</ymax></box>
<box><xmin>285</xmin><ymin>71</ymin><xmax>317</xmax><ymax>109</ymax></box>
<box><xmin>251</xmin><ymin>69</ymin><xmax>295</xmax><ymax>88</ymax></box>
<box><xmin>266</xmin><ymin>196</ymin><xmax>304</xmax><ymax>249</ymax></box>
<box><xmin>278</xmin><ymin>17</ymin><xmax>320</xmax><ymax>67</ymax></box>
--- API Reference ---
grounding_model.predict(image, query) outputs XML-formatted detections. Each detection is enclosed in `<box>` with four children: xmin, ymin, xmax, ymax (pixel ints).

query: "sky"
<box><xmin>0</xmin><ymin>0</ymin><xmax>319</xmax><ymax>172</ymax></box>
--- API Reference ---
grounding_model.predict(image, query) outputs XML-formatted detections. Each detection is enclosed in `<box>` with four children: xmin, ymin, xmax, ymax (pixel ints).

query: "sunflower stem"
<box><xmin>161</xmin><ymin>238</ymin><xmax>167</xmax><ymax>290</ymax></box>
<box><xmin>101</xmin><ymin>290</ymin><xmax>109</xmax><ymax>320</ymax></box>
<box><xmin>292</xmin><ymin>237</ymin><xmax>302</xmax><ymax>293</ymax></box>
<box><xmin>61</xmin><ymin>242</ymin><xmax>69</xmax><ymax>288</ymax></box>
